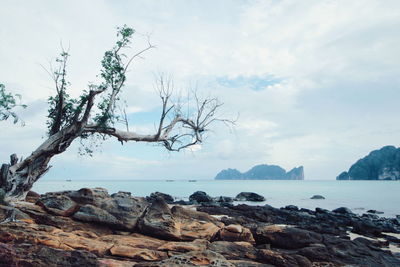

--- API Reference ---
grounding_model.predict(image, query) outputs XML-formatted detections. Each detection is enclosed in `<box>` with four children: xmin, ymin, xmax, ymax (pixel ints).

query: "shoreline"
<box><xmin>0</xmin><ymin>187</ymin><xmax>399</xmax><ymax>266</ymax></box>
<box><xmin>32</xmin><ymin>179</ymin><xmax>400</xmax><ymax>218</ymax></box>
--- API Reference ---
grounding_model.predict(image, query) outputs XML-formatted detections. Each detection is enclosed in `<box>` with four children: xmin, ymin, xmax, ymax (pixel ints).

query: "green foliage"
<box><xmin>94</xmin><ymin>25</ymin><xmax>134</xmax><ymax>127</ymax></box>
<box><xmin>46</xmin><ymin>51</ymin><xmax>90</xmax><ymax>135</ymax></box>
<box><xmin>0</xmin><ymin>83</ymin><xmax>27</xmax><ymax>124</ymax></box>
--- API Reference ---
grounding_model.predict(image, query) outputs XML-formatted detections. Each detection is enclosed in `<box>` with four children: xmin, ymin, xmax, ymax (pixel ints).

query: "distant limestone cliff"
<box><xmin>337</xmin><ymin>145</ymin><xmax>400</xmax><ymax>180</ymax></box>
<box><xmin>215</xmin><ymin>164</ymin><xmax>304</xmax><ymax>180</ymax></box>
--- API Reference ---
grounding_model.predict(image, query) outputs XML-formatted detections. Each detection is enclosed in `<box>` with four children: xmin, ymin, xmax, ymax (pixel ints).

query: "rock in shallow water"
<box><xmin>146</xmin><ymin>192</ymin><xmax>174</xmax><ymax>204</ymax></box>
<box><xmin>235</xmin><ymin>192</ymin><xmax>265</xmax><ymax>202</ymax></box>
<box><xmin>310</xmin><ymin>195</ymin><xmax>325</xmax><ymax>200</ymax></box>
<box><xmin>189</xmin><ymin>191</ymin><xmax>214</xmax><ymax>203</ymax></box>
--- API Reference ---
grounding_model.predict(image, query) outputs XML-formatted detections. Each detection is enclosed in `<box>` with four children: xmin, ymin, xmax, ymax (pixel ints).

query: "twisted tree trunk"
<box><xmin>0</xmin><ymin>124</ymin><xmax>82</xmax><ymax>201</ymax></box>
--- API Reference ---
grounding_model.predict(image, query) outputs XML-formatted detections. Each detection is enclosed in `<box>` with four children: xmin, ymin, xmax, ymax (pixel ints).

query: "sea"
<box><xmin>32</xmin><ymin>180</ymin><xmax>400</xmax><ymax>218</ymax></box>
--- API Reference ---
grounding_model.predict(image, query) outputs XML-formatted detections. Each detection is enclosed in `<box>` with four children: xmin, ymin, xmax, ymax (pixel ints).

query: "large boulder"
<box><xmin>37</xmin><ymin>195</ymin><xmax>79</xmax><ymax>216</ymax></box>
<box><xmin>67</xmin><ymin>187</ymin><xmax>109</xmax><ymax>206</ymax></box>
<box><xmin>332</xmin><ymin>207</ymin><xmax>354</xmax><ymax>215</ymax></box>
<box><xmin>138</xmin><ymin>197</ymin><xmax>181</xmax><ymax>240</ymax></box>
<box><xmin>218</xmin><ymin>224</ymin><xmax>255</xmax><ymax>244</ymax></box>
<box><xmin>72</xmin><ymin>204</ymin><xmax>121</xmax><ymax>227</ymax></box>
<box><xmin>209</xmin><ymin>241</ymin><xmax>258</xmax><ymax>260</ymax></box>
<box><xmin>214</xmin><ymin>196</ymin><xmax>234</xmax><ymax>203</ymax></box>
<box><xmin>254</xmin><ymin>225</ymin><xmax>322</xmax><ymax>249</ymax></box>
<box><xmin>310</xmin><ymin>195</ymin><xmax>325</xmax><ymax>200</ymax></box>
<box><xmin>189</xmin><ymin>191</ymin><xmax>214</xmax><ymax>203</ymax></box>
<box><xmin>235</xmin><ymin>192</ymin><xmax>265</xmax><ymax>202</ymax></box>
<box><xmin>147</xmin><ymin>192</ymin><xmax>174</xmax><ymax>204</ymax></box>
<box><xmin>138</xmin><ymin>198</ymin><xmax>222</xmax><ymax>241</ymax></box>
<box><xmin>50</xmin><ymin>188</ymin><xmax>149</xmax><ymax>230</ymax></box>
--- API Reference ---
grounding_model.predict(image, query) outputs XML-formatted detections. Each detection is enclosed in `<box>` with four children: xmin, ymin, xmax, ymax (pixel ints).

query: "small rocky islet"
<box><xmin>0</xmin><ymin>188</ymin><xmax>399</xmax><ymax>267</ymax></box>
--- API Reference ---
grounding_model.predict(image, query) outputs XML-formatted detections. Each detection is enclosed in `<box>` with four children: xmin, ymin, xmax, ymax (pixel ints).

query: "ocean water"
<box><xmin>32</xmin><ymin>180</ymin><xmax>400</xmax><ymax>218</ymax></box>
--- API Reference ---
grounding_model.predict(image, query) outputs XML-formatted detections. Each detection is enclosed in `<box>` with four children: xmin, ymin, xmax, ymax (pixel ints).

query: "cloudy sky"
<box><xmin>0</xmin><ymin>0</ymin><xmax>399</xmax><ymax>181</ymax></box>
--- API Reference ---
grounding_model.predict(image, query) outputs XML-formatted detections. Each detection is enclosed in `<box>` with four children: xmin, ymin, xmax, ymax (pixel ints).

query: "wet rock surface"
<box><xmin>235</xmin><ymin>192</ymin><xmax>266</xmax><ymax>202</ymax></box>
<box><xmin>0</xmin><ymin>188</ymin><xmax>399</xmax><ymax>267</ymax></box>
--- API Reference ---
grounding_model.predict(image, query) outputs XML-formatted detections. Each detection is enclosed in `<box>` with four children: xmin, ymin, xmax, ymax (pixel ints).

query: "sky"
<box><xmin>0</xmin><ymin>0</ymin><xmax>399</xmax><ymax>180</ymax></box>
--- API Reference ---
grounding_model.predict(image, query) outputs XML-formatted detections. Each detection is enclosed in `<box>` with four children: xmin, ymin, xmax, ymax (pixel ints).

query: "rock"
<box><xmin>26</xmin><ymin>190</ymin><xmax>41</xmax><ymax>203</ymax></box>
<box><xmin>171</xmin><ymin>206</ymin><xmax>222</xmax><ymax>241</ymax></box>
<box><xmin>367</xmin><ymin>209</ymin><xmax>384</xmax><ymax>214</ymax></box>
<box><xmin>254</xmin><ymin>225</ymin><xmax>322</xmax><ymax>249</ymax></box>
<box><xmin>0</xmin><ymin>233</ymin><xmax>100</xmax><ymax>266</ymax></box>
<box><xmin>257</xmin><ymin>249</ymin><xmax>312</xmax><ymax>267</ymax></box>
<box><xmin>102</xmin><ymin>193</ymin><xmax>148</xmax><ymax>230</ymax></box>
<box><xmin>209</xmin><ymin>241</ymin><xmax>258</xmax><ymax>260</ymax></box>
<box><xmin>310</xmin><ymin>195</ymin><xmax>325</xmax><ymax>200</ymax></box>
<box><xmin>134</xmin><ymin>250</ymin><xmax>235</xmax><ymax>267</ymax></box>
<box><xmin>37</xmin><ymin>195</ymin><xmax>79</xmax><ymax>216</ymax></box>
<box><xmin>158</xmin><ymin>239</ymin><xmax>209</xmax><ymax>253</ymax></box>
<box><xmin>99</xmin><ymin>233</ymin><xmax>165</xmax><ymax>250</ymax></box>
<box><xmin>332</xmin><ymin>207</ymin><xmax>354</xmax><ymax>215</ymax></box>
<box><xmin>138</xmin><ymin>198</ymin><xmax>221</xmax><ymax>241</ymax></box>
<box><xmin>147</xmin><ymin>192</ymin><xmax>174</xmax><ymax>204</ymax></box>
<box><xmin>172</xmin><ymin>205</ymin><xmax>222</xmax><ymax>225</ymax></box>
<box><xmin>235</xmin><ymin>192</ymin><xmax>265</xmax><ymax>202</ymax></box>
<box><xmin>284</xmin><ymin>205</ymin><xmax>299</xmax><ymax>211</ymax></box>
<box><xmin>189</xmin><ymin>191</ymin><xmax>214</xmax><ymax>203</ymax></box>
<box><xmin>73</xmin><ymin>204</ymin><xmax>121</xmax><ymax>227</ymax></box>
<box><xmin>218</xmin><ymin>224</ymin><xmax>255</xmax><ymax>244</ymax></box>
<box><xmin>58</xmin><ymin>188</ymin><xmax>148</xmax><ymax>230</ymax></box>
<box><xmin>110</xmin><ymin>246</ymin><xmax>167</xmax><ymax>261</ymax></box>
<box><xmin>138</xmin><ymin>197</ymin><xmax>181</xmax><ymax>240</ymax></box>
<box><xmin>172</xmin><ymin>200</ymin><xmax>195</xmax><ymax>205</ymax></box>
<box><xmin>111</xmin><ymin>191</ymin><xmax>132</xmax><ymax>198</ymax></box>
<box><xmin>315</xmin><ymin>207</ymin><xmax>329</xmax><ymax>214</ymax></box>
<box><xmin>215</xmin><ymin>196</ymin><xmax>234</xmax><ymax>203</ymax></box>
<box><xmin>0</xmin><ymin>205</ymin><xmax>32</xmax><ymax>222</ymax></box>
<box><xmin>67</xmin><ymin>187</ymin><xmax>109</xmax><ymax>205</ymax></box>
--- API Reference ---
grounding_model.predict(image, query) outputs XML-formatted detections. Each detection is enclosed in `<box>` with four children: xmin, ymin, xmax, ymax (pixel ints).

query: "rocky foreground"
<box><xmin>0</xmin><ymin>188</ymin><xmax>400</xmax><ymax>267</ymax></box>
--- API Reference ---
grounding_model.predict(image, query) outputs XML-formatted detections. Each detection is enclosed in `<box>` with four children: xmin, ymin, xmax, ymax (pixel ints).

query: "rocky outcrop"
<box><xmin>337</xmin><ymin>145</ymin><xmax>400</xmax><ymax>180</ymax></box>
<box><xmin>146</xmin><ymin>192</ymin><xmax>174</xmax><ymax>204</ymax></box>
<box><xmin>235</xmin><ymin>192</ymin><xmax>265</xmax><ymax>202</ymax></box>
<box><xmin>189</xmin><ymin>191</ymin><xmax>214</xmax><ymax>203</ymax></box>
<box><xmin>0</xmin><ymin>188</ymin><xmax>399</xmax><ymax>267</ymax></box>
<box><xmin>215</xmin><ymin>164</ymin><xmax>304</xmax><ymax>180</ymax></box>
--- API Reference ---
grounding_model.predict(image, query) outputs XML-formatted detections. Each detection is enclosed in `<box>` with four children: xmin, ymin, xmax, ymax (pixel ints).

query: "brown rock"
<box><xmin>26</xmin><ymin>190</ymin><xmax>41</xmax><ymax>203</ymax></box>
<box><xmin>99</xmin><ymin>233</ymin><xmax>165</xmax><ymax>250</ymax></box>
<box><xmin>133</xmin><ymin>250</ymin><xmax>235</xmax><ymax>267</ymax></box>
<box><xmin>255</xmin><ymin>225</ymin><xmax>322</xmax><ymax>249</ymax></box>
<box><xmin>158</xmin><ymin>239</ymin><xmax>209</xmax><ymax>253</ymax></box>
<box><xmin>219</xmin><ymin>224</ymin><xmax>255</xmax><ymax>244</ymax></box>
<box><xmin>257</xmin><ymin>249</ymin><xmax>312</xmax><ymax>267</ymax></box>
<box><xmin>67</xmin><ymin>187</ymin><xmax>109</xmax><ymax>205</ymax></box>
<box><xmin>37</xmin><ymin>194</ymin><xmax>79</xmax><ymax>216</ymax></box>
<box><xmin>209</xmin><ymin>241</ymin><xmax>258</xmax><ymax>260</ymax></box>
<box><xmin>110</xmin><ymin>246</ymin><xmax>167</xmax><ymax>261</ymax></box>
<box><xmin>99</xmin><ymin>258</ymin><xmax>136</xmax><ymax>267</ymax></box>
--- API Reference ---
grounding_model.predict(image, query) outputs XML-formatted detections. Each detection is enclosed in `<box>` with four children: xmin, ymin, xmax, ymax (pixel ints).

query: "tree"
<box><xmin>0</xmin><ymin>83</ymin><xmax>26</xmax><ymax>124</ymax></box>
<box><xmin>0</xmin><ymin>26</ymin><xmax>230</xmax><ymax>201</ymax></box>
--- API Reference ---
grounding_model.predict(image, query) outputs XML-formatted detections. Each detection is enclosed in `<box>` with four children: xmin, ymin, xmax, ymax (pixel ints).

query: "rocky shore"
<box><xmin>0</xmin><ymin>188</ymin><xmax>399</xmax><ymax>267</ymax></box>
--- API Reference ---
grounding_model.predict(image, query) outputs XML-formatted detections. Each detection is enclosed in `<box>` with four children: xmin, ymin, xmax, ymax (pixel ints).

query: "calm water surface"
<box><xmin>33</xmin><ymin>180</ymin><xmax>400</xmax><ymax>217</ymax></box>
